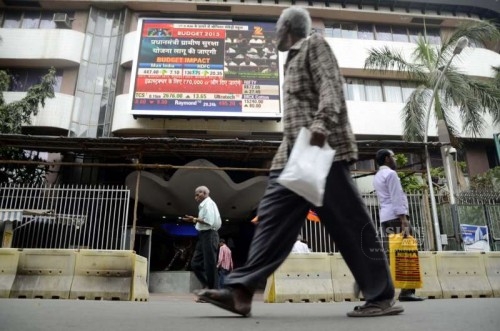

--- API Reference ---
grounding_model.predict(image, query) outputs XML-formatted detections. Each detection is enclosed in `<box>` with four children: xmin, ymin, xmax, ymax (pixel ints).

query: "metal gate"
<box><xmin>0</xmin><ymin>184</ymin><xmax>130</xmax><ymax>250</ymax></box>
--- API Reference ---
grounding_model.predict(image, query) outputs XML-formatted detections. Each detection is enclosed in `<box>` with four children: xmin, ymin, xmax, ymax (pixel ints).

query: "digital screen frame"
<box><xmin>130</xmin><ymin>18</ymin><xmax>281</xmax><ymax>119</ymax></box>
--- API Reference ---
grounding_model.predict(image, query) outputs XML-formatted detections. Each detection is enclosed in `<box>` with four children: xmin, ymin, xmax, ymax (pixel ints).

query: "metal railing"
<box><xmin>438</xmin><ymin>190</ymin><xmax>500</xmax><ymax>251</ymax></box>
<box><xmin>301</xmin><ymin>190</ymin><xmax>433</xmax><ymax>253</ymax></box>
<box><xmin>0</xmin><ymin>184</ymin><xmax>130</xmax><ymax>250</ymax></box>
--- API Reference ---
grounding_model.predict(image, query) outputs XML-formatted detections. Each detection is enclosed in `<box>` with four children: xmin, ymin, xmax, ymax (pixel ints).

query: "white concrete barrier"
<box><xmin>10</xmin><ymin>249</ymin><xmax>76</xmax><ymax>299</ymax></box>
<box><xmin>436</xmin><ymin>251</ymin><xmax>493</xmax><ymax>298</ymax></box>
<box><xmin>0</xmin><ymin>248</ymin><xmax>20</xmax><ymax>298</ymax></box>
<box><xmin>70</xmin><ymin>250</ymin><xmax>134</xmax><ymax>301</ymax></box>
<box><xmin>415</xmin><ymin>251</ymin><xmax>443</xmax><ymax>299</ymax></box>
<box><xmin>483</xmin><ymin>252</ymin><xmax>500</xmax><ymax>298</ymax></box>
<box><xmin>330</xmin><ymin>254</ymin><xmax>360</xmax><ymax>302</ymax></box>
<box><xmin>264</xmin><ymin>253</ymin><xmax>333</xmax><ymax>303</ymax></box>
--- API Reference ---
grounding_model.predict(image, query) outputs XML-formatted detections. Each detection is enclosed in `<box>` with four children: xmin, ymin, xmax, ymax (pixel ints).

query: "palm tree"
<box><xmin>364</xmin><ymin>21</ymin><xmax>500</xmax><ymax>146</ymax></box>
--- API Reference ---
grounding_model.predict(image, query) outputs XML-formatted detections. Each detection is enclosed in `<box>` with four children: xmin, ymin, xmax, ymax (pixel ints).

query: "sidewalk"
<box><xmin>1</xmin><ymin>295</ymin><xmax>499</xmax><ymax>331</ymax></box>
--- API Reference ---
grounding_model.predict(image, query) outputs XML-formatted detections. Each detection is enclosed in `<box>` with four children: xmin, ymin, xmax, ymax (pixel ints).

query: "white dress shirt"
<box><xmin>373</xmin><ymin>165</ymin><xmax>409</xmax><ymax>223</ymax></box>
<box><xmin>291</xmin><ymin>240</ymin><xmax>310</xmax><ymax>253</ymax></box>
<box><xmin>196</xmin><ymin>197</ymin><xmax>222</xmax><ymax>231</ymax></box>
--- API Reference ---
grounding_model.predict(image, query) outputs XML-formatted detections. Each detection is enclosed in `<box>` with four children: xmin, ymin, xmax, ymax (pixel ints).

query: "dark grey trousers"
<box><xmin>191</xmin><ymin>229</ymin><xmax>219</xmax><ymax>289</ymax></box>
<box><xmin>225</xmin><ymin>161</ymin><xmax>395</xmax><ymax>302</ymax></box>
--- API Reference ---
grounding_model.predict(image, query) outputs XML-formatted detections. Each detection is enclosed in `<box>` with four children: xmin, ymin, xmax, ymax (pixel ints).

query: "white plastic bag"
<box><xmin>277</xmin><ymin>127</ymin><xmax>336</xmax><ymax>207</ymax></box>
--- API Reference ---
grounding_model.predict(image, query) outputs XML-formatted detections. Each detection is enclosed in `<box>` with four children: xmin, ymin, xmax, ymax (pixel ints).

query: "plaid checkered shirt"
<box><xmin>271</xmin><ymin>33</ymin><xmax>358</xmax><ymax>170</ymax></box>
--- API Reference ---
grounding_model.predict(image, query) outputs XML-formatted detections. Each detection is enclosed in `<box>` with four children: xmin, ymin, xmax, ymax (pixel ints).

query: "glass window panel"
<box><xmin>392</xmin><ymin>26</ymin><xmax>408</xmax><ymax>42</ymax></box>
<box><xmin>102</xmin><ymin>15</ymin><xmax>114</xmax><ymax>36</ymax></box>
<box><xmin>90</xmin><ymin>35</ymin><xmax>103</xmax><ymax>62</ymax></box>
<box><xmin>87</xmin><ymin>125</ymin><xmax>97</xmax><ymax>137</ymax></box>
<box><xmin>40</xmin><ymin>12</ymin><xmax>56</xmax><ymax>29</ymax></box>
<box><xmin>3</xmin><ymin>11</ymin><xmax>22</xmax><ymax>28</ymax></box>
<box><xmin>401</xmin><ymin>82</ymin><xmax>416</xmax><ymax>102</ymax></box>
<box><xmin>324</xmin><ymin>27</ymin><xmax>334</xmax><ymax>38</ymax></box>
<box><xmin>357</xmin><ymin>24</ymin><xmax>374</xmax><ymax>40</ymax></box>
<box><xmin>408</xmin><ymin>27</ymin><xmax>420</xmax><ymax>43</ymax></box>
<box><xmin>382</xmin><ymin>80</ymin><xmax>403</xmax><ymax>103</ymax></box>
<box><xmin>112</xmin><ymin>15</ymin><xmax>121</xmax><ymax>35</ymax></box>
<box><xmin>82</xmin><ymin>34</ymin><xmax>93</xmax><ymax>61</ymax></box>
<box><xmin>94</xmin><ymin>64</ymin><xmax>106</xmax><ymax>94</ymax></box>
<box><xmin>9</xmin><ymin>71</ymin><xmax>27</xmax><ymax>91</ymax></box>
<box><xmin>85</xmin><ymin>63</ymin><xmax>98</xmax><ymax>92</ymax></box>
<box><xmin>426</xmin><ymin>28</ymin><xmax>441</xmax><ymax>45</ymax></box>
<box><xmin>95</xmin><ymin>12</ymin><xmax>107</xmax><ymax>35</ymax></box>
<box><xmin>87</xmin><ymin>8</ymin><xmax>97</xmax><ymax>32</ymax></box>
<box><xmin>98</xmin><ymin>104</ymin><xmax>107</xmax><ymax>124</ymax></box>
<box><xmin>329</xmin><ymin>23</ymin><xmax>341</xmax><ymax>38</ymax></box>
<box><xmin>97</xmin><ymin>124</ymin><xmax>104</xmax><ymax>137</ymax></box>
<box><xmin>107</xmin><ymin>36</ymin><xmax>118</xmax><ymax>63</ymax></box>
<box><xmin>79</xmin><ymin>92</ymin><xmax>94</xmax><ymax>125</ymax></box>
<box><xmin>90</xmin><ymin>96</ymin><xmax>100</xmax><ymax>125</ymax></box>
<box><xmin>53</xmin><ymin>73</ymin><xmax>62</xmax><ymax>93</ymax></box>
<box><xmin>341</xmin><ymin>23</ymin><xmax>357</xmax><ymax>39</ymax></box>
<box><xmin>364</xmin><ymin>80</ymin><xmax>383</xmax><ymax>101</ymax></box>
<box><xmin>21</xmin><ymin>11</ymin><xmax>40</xmax><ymax>29</ymax></box>
<box><xmin>345</xmin><ymin>78</ymin><xmax>366</xmax><ymax>101</ymax></box>
<box><xmin>100</xmin><ymin>36</ymin><xmax>110</xmax><ymax>63</ymax></box>
<box><xmin>375</xmin><ymin>25</ymin><xmax>392</xmax><ymax>41</ymax></box>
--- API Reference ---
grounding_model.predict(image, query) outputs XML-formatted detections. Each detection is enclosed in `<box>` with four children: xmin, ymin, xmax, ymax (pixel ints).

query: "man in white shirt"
<box><xmin>373</xmin><ymin>149</ymin><xmax>424</xmax><ymax>302</ymax></box>
<box><xmin>291</xmin><ymin>234</ymin><xmax>310</xmax><ymax>253</ymax></box>
<box><xmin>182</xmin><ymin>186</ymin><xmax>222</xmax><ymax>291</ymax></box>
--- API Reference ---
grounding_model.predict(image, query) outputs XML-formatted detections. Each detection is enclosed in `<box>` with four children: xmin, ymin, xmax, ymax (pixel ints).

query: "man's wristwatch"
<box><xmin>193</xmin><ymin>218</ymin><xmax>197</xmax><ymax>223</ymax></box>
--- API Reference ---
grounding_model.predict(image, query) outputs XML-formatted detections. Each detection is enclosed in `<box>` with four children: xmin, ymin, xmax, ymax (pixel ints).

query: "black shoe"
<box><xmin>398</xmin><ymin>293</ymin><xmax>425</xmax><ymax>301</ymax></box>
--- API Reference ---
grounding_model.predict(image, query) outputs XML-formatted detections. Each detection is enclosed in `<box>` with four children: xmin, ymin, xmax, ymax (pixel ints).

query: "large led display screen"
<box><xmin>131</xmin><ymin>19</ymin><xmax>281</xmax><ymax>118</ymax></box>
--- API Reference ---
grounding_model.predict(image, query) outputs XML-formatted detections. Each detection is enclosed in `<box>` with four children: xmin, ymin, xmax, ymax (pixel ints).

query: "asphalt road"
<box><xmin>1</xmin><ymin>294</ymin><xmax>499</xmax><ymax>331</ymax></box>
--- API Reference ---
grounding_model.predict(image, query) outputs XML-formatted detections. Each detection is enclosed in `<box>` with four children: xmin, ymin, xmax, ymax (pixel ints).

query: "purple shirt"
<box><xmin>373</xmin><ymin>165</ymin><xmax>408</xmax><ymax>223</ymax></box>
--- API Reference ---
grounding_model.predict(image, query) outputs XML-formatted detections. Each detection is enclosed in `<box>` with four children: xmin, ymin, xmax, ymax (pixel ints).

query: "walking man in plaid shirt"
<box><xmin>196</xmin><ymin>6</ymin><xmax>402</xmax><ymax>318</ymax></box>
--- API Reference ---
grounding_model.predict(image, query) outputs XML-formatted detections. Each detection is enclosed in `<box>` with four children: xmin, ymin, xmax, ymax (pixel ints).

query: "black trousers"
<box><xmin>191</xmin><ymin>229</ymin><xmax>219</xmax><ymax>289</ymax></box>
<box><xmin>225</xmin><ymin>161</ymin><xmax>395</xmax><ymax>302</ymax></box>
<box><xmin>381</xmin><ymin>219</ymin><xmax>416</xmax><ymax>296</ymax></box>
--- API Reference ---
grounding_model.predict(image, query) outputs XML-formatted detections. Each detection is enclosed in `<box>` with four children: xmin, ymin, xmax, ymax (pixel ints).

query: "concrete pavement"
<box><xmin>1</xmin><ymin>294</ymin><xmax>499</xmax><ymax>331</ymax></box>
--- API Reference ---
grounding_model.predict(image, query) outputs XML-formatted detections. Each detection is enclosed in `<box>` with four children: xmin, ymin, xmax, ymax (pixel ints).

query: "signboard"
<box><xmin>131</xmin><ymin>18</ymin><xmax>281</xmax><ymax>118</ymax></box>
<box><xmin>460</xmin><ymin>224</ymin><xmax>490</xmax><ymax>252</ymax></box>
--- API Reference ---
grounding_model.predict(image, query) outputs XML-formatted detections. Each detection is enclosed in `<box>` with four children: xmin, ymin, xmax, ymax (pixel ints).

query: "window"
<box><xmin>358</xmin><ymin>24</ymin><xmax>374</xmax><ymax>40</ymax></box>
<box><xmin>375</xmin><ymin>25</ymin><xmax>393</xmax><ymax>41</ymax></box>
<box><xmin>392</xmin><ymin>26</ymin><xmax>409</xmax><ymax>42</ymax></box>
<box><xmin>1</xmin><ymin>10</ymin><xmax>71</xmax><ymax>29</ymax></box>
<box><xmin>401</xmin><ymin>82</ymin><xmax>416</xmax><ymax>102</ymax></box>
<box><xmin>364</xmin><ymin>80</ymin><xmax>384</xmax><ymax>102</ymax></box>
<box><xmin>3</xmin><ymin>11</ymin><xmax>21</xmax><ymax>28</ymax></box>
<box><xmin>39</xmin><ymin>12</ymin><xmax>56</xmax><ymax>29</ymax></box>
<box><xmin>4</xmin><ymin>68</ymin><xmax>62</xmax><ymax>93</ymax></box>
<box><xmin>341</xmin><ymin>23</ymin><xmax>358</xmax><ymax>39</ymax></box>
<box><xmin>344</xmin><ymin>78</ymin><xmax>420</xmax><ymax>103</ymax></box>
<box><xmin>382</xmin><ymin>81</ymin><xmax>403</xmax><ymax>103</ymax></box>
<box><xmin>21</xmin><ymin>11</ymin><xmax>40</xmax><ymax>29</ymax></box>
<box><xmin>408</xmin><ymin>27</ymin><xmax>421</xmax><ymax>43</ymax></box>
<box><xmin>426</xmin><ymin>28</ymin><xmax>441</xmax><ymax>45</ymax></box>
<box><xmin>345</xmin><ymin>78</ymin><xmax>366</xmax><ymax>101</ymax></box>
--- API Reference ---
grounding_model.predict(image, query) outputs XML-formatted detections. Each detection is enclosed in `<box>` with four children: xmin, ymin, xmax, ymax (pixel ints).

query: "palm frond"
<box><xmin>364</xmin><ymin>46</ymin><xmax>427</xmax><ymax>81</ymax></box>
<box><xmin>467</xmin><ymin>80</ymin><xmax>500</xmax><ymax>124</ymax></box>
<box><xmin>401</xmin><ymin>87</ymin><xmax>428</xmax><ymax>142</ymax></box>
<box><xmin>459</xmin><ymin>96</ymin><xmax>487</xmax><ymax>138</ymax></box>
<box><xmin>444</xmin><ymin>20</ymin><xmax>500</xmax><ymax>51</ymax></box>
<box><xmin>440</xmin><ymin>103</ymin><xmax>463</xmax><ymax>147</ymax></box>
<box><xmin>413</xmin><ymin>36</ymin><xmax>440</xmax><ymax>70</ymax></box>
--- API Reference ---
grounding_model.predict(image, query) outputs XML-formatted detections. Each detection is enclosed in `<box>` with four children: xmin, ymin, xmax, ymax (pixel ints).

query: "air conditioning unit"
<box><xmin>53</xmin><ymin>13</ymin><xmax>71</xmax><ymax>29</ymax></box>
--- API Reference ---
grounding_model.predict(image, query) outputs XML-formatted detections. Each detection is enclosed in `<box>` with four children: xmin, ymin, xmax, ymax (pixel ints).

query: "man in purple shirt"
<box><xmin>373</xmin><ymin>149</ymin><xmax>425</xmax><ymax>302</ymax></box>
